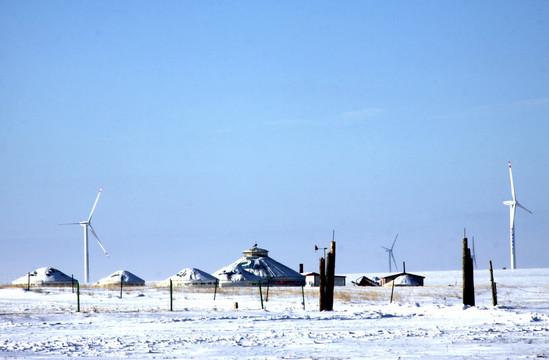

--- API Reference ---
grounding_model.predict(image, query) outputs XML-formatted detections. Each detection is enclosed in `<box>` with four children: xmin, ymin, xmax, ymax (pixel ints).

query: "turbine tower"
<box><xmin>60</xmin><ymin>187</ymin><xmax>109</xmax><ymax>283</ymax></box>
<box><xmin>381</xmin><ymin>234</ymin><xmax>399</xmax><ymax>273</ymax></box>
<box><xmin>503</xmin><ymin>162</ymin><xmax>532</xmax><ymax>270</ymax></box>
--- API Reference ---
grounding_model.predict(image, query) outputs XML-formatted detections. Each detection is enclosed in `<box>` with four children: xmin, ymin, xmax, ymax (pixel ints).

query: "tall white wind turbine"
<box><xmin>381</xmin><ymin>234</ymin><xmax>399</xmax><ymax>273</ymax></box>
<box><xmin>502</xmin><ymin>162</ymin><xmax>532</xmax><ymax>270</ymax></box>
<box><xmin>59</xmin><ymin>187</ymin><xmax>109</xmax><ymax>283</ymax></box>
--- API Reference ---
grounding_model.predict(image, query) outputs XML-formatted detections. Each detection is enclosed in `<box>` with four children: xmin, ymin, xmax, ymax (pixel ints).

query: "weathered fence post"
<box><xmin>301</xmin><ymin>285</ymin><xmax>305</xmax><ymax>310</ymax></box>
<box><xmin>77</xmin><ymin>282</ymin><xmax>80</xmax><ymax>312</ymax></box>
<box><xmin>319</xmin><ymin>239</ymin><xmax>337</xmax><ymax>311</ymax></box>
<box><xmin>213</xmin><ymin>279</ymin><xmax>218</xmax><ymax>300</ymax></box>
<box><xmin>390</xmin><ymin>281</ymin><xmax>395</xmax><ymax>303</ymax></box>
<box><xmin>489</xmin><ymin>260</ymin><xmax>498</xmax><ymax>306</ymax></box>
<box><xmin>120</xmin><ymin>277</ymin><xmax>123</xmax><ymax>299</ymax></box>
<box><xmin>27</xmin><ymin>272</ymin><xmax>30</xmax><ymax>291</ymax></box>
<box><xmin>266</xmin><ymin>278</ymin><xmax>270</xmax><ymax>302</ymax></box>
<box><xmin>319</xmin><ymin>257</ymin><xmax>326</xmax><ymax>311</ymax></box>
<box><xmin>325</xmin><ymin>240</ymin><xmax>336</xmax><ymax>311</ymax></box>
<box><xmin>258</xmin><ymin>281</ymin><xmax>264</xmax><ymax>309</ymax></box>
<box><xmin>462</xmin><ymin>237</ymin><xmax>475</xmax><ymax>306</ymax></box>
<box><xmin>169</xmin><ymin>279</ymin><xmax>173</xmax><ymax>311</ymax></box>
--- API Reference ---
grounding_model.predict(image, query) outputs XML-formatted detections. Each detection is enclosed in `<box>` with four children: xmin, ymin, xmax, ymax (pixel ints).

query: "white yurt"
<box><xmin>12</xmin><ymin>267</ymin><xmax>76</xmax><ymax>286</ymax></box>
<box><xmin>162</xmin><ymin>268</ymin><xmax>218</xmax><ymax>287</ymax></box>
<box><xmin>95</xmin><ymin>270</ymin><xmax>145</xmax><ymax>286</ymax></box>
<box><xmin>215</xmin><ymin>245</ymin><xmax>305</xmax><ymax>286</ymax></box>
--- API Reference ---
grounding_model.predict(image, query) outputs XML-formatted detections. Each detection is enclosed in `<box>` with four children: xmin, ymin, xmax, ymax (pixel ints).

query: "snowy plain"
<box><xmin>1</xmin><ymin>268</ymin><xmax>548</xmax><ymax>359</ymax></box>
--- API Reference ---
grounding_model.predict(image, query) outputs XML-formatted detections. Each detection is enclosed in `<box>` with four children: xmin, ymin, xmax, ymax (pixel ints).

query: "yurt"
<box><xmin>95</xmin><ymin>270</ymin><xmax>145</xmax><ymax>286</ymax></box>
<box><xmin>12</xmin><ymin>267</ymin><xmax>76</xmax><ymax>286</ymax></box>
<box><xmin>163</xmin><ymin>268</ymin><xmax>218</xmax><ymax>287</ymax></box>
<box><xmin>215</xmin><ymin>245</ymin><xmax>305</xmax><ymax>286</ymax></box>
<box><xmin>213</xmin><ymin>263</ymin><xmax>265</xmax><ymax>287</ymax></box>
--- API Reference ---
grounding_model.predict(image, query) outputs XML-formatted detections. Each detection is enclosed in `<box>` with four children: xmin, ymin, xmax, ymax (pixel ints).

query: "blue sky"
<box><xmin>1</xmin><ymin>1</ymin><xmax>548</xmax><ymax>283</ymax></box>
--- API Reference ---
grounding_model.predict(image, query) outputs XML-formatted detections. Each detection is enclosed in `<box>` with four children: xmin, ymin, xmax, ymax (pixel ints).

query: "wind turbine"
<box><xmin>471</xmin><ymin>237</ymin><xmax>477</xmax><ymax>269</ymax></box>
<box><xmin>503</xmin><ymin>161</ymin><xmax>532</xmax><ymax>270</ymax></box>
<box><xmin>59</xmin><ymin>187</ymin><xmax>109</xmax><ymax>283</ymax></box>
<box><xmin>381</xmin><ymin>234</ymin><xmax>399</xmax><ymax>273</ymax></box>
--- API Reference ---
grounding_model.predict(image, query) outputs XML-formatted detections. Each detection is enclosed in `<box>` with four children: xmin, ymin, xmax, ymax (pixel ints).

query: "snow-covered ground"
<box><xmin>1</xmin><ymin>268</ymin><xmax>548</xmax><ymax>359</ymax></box>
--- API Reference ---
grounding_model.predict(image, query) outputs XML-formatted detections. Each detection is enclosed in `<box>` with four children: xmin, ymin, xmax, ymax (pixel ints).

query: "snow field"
<box><xmin>1</xmin><ymin>268</ymin><xmax>549</xmax><ymax>359</ymax></box>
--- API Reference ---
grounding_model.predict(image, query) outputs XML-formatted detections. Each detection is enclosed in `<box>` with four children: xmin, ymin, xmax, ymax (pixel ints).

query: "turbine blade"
<box><xmin>391</xmin><ymin>253</ymin><xmax>398</xmax><ymax>272</ymax></box>
<box><xmin>516</xmin><ymin>202</ymin><xmax>533</xmax><ymax>214</ymax></box>
<box><xmin>58</xmin><ymin>223</ymin><xmax>81</xmax><ymax>226</ymax></box>
<box><xmin>88</xmin><ymin>224</ymin><xmax>109</xmax><ymax>258</ymax></box>
<box><xmin>391</xmin><ymin>233</ymin><xmax>398</xmax><ymax>250</ymax></box>
<box><xmin>472</xmin><ymin>237</ymin><xmax>477</xmax><ymax>268</ymax></box>
<box><xmin>381</xmin><ymin>246</ymin><xmax>390</xmax><ymax>251</ymax></box>
<box><xmin>508</xmin><ymin>161</ymin><xmax>516</xmax><ymax>202</ymax></box>
<box><xmin>88</xmin><ymin>187</ymin><xmax>103</xmax><ymax>222</ymax></box>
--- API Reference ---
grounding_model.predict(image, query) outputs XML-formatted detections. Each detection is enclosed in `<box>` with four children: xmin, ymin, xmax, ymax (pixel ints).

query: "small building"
<box><xmin>380</xmin><ymin>271</ymin><xmax>424</xmax><ymax>287</ymax></box>
<box><xmin>163</xmin><ymin>268</ymin><xmax>218</xmax><ymax>287</ymax></box>
<box><xmin>303</xmin><ymin>272</ymin><xmax>346</xmax><ymax>287</ymax></box>
<box><xmin>352</xmin><ymin>276</ymin><xmax>380</xmax><ymax>287</ymax></box>
<box><xmin>12</xmin><ymin>267</ymin><xmax>76</xmax><ymax>286</ymax></box>
<box><xmin>95</xmin><ymin>270</ymin><xmax>145</xmax><ymax>286</ymax></box>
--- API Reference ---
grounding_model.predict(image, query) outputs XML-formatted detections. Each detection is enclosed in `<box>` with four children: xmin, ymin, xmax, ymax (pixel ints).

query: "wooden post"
<box><xmin>326</xmin><ymin>251</ymin><xmax>335</xmax><ymax>311</ymax></box>
<box><xmin>213</xmin><ymin>279</ymin><xmax>218</xmax><ymax>300</ymax></box>
<box><xmin>169</xmin><ymin>279</ymin><xmax>173</xmax><ymax>311</ymax></box>
<box><xmin>489</xmin><ymin>260</ymin><xmax>498</xmax><ymax>306</ymax></box>
<box><xmin>319</xmin><ymin>257</ymin><xmax>326</xmax><ymax>311</ymax></box>
<box><xmin>327</xmin><ymin>240</ymin><xmax>336</xmax><ymax>310</ymax></box>
<box><xmin>120</xmin><ymin>277</ymin><xmax>123</xmax><ymax>299</ymax></box>
<box><xmin>266</xmin><ymin>278</ymin><xmax>270</xmax><ymax>302</ymax></box>
<box><xmin>390</xmin><ymin>280</ymin><xmax>395</xmax><ymax>303</ymax></box>
<box><xmin>462</xmin><ymin>237</ymin><xmax>475</xmax><ymax>306</ymax></box>
<box><xmin>301</xmin><ymin>285</ymin><xmax>305</xmax><ymax>310</ymax></box>
<box><xmin>77</xmin><ymin>282</ymin><xmax>80</xmax><ymax>312</ymax></box>
<box><xmin>258</xmin><ymin>281</ymin><xmax>264</xmax><ymax>309</ymax></box>
<box><xmin>27</xmin><ymin>272</ymin><xmax>30</xmax><ymax>291</ymax></box>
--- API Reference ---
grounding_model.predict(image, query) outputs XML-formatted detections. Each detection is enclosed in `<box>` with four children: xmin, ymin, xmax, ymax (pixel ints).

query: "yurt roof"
<box><xmin>167</xmin><ymin>268</ymin><xmax>217</xmax><ymax>282</ymax></box>
<box><xmin>95</xmin><ymin>270</ymin><xmax>145</xmax><ymax>286</ymax></box>
<box><xmin>12</xmin><ymin>267</ymin><xmax>75</xmax><ymax>285</ymax></box>
<box><xmin>223</xmin><ymin>245</ymin><xmax>304</xmax><ymax>280</ymax></box>
<box><xmin>393</xmin><ymin>274</ymin><xmax>423</xmax><ymax>286</ymax></box>
<box><xmin>213</xmin><ymin>264</ymin><xmax>263</xmax><ymax>282</ymax></box>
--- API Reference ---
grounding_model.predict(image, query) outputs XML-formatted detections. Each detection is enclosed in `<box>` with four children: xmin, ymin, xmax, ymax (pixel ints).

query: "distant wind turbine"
<box><xmin>381</xmin><ymin>234</ymin><xmax>399</xmax><ymax>273</ymax></box>
<box><xmin>59</xmin><ymin>187</ymin><xmax>109</xmax><ymax>283</ymax></box>
<box><xmin>502</xmin><ymin>162</ymin><xmax>532</xmax><ymax>270</ymax></box>
<box><xmin>471</xmin><ymin>237</ymin><xmax>477</xmax><ymax>269</ymax></box>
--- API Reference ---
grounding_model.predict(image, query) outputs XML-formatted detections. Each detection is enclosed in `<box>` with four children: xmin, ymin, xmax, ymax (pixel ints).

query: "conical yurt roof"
<box><xmin>95</xmin><ymin>270</ymin><xmax>145</xmax><ymax>286</ymax></box>
<box><xmin>213</xmin><ymin>263</ymin><xmax>264</xmax><ymax>282</ymax></box>
<box><xmin>232</xmin><ymin>246</ymin><xmax>303</xmax><ymax>277</ymax></box>
<box><xmin>162</xmin><ymin>268</ymin><xmax>217</xmax><ymax>286</ymax></box>
<box><xmin>216</xmin><ymin>245</ymin><xmax>305</xmax><ymax>286</ymax></box>
<box><xmin>12</xmin><ymin>267</ymin><xmax>75</xmax><ymax>285</ymax></box>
